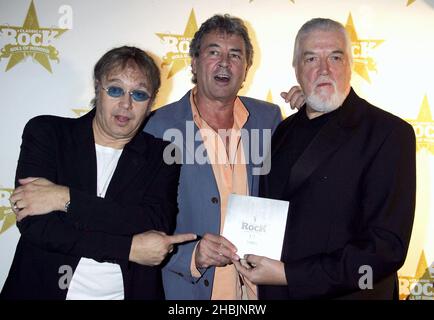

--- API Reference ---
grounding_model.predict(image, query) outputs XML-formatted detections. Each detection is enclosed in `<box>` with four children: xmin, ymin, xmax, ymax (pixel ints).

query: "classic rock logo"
<box><xmin>0</xmin><ymin>188</ymin><xmax>15</xmax><ymax>234</ymax></box>
<box><xmin>155</xmin><ymin>9</ymin><xmax>198</xmax><ymax>79</ymax></box>
<box><xmin>401</xmin><ymin>97</ymin><xmax>434</xmax><ymax>300</ymax></box>
<box><xmin>406</xmin><ymin>95</ymin><xmax>434</xmax><ymax>154</ymax></box>
<box><xmin>345</xmin><ymin>13</ymin><xmax>384</xmax><ymax>84</ymax></box>
<box><xmin>0</xmin><ymin>0</ymin><xmax>68</xmax><ymax>72</ymax></box>
<box><xmin>72</xmin><ymin>108</ymin><xmax>90</xmax><ymax>117</ymax></box>
<box><xmin>399</xmin><ymin>251</ymin><xmax>434</xmax><ymax>300</ymax></box>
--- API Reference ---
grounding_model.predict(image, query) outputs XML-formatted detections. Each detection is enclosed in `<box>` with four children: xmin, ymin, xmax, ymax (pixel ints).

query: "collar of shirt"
<box><xmin>189</xmin><ymin>87</ymin><xmax>249</xmax><ymax>131</ymax></box>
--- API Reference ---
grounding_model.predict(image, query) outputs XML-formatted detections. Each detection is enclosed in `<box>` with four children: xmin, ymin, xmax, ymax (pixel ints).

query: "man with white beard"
<box><xmin>234</xmin><ymin>18</ymin><xmax>416</xmax><ymax>300</ymax></box>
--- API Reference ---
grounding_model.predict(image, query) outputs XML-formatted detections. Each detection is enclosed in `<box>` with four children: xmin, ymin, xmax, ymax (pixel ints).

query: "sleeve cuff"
<box><xmin>190</xmin><ymin>242</ymin><xmax>202</xmax><ymax>278</ymax></box>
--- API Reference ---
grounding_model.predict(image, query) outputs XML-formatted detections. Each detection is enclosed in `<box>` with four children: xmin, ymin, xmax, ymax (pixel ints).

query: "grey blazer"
<box><xmin>144</xmin><ymin>90</ymin><xmax>282</xmax><ymax>299</ymax></box>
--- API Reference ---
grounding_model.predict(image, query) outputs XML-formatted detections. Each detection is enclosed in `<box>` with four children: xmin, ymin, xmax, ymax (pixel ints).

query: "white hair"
<box><xmin>292</xmin><ymin>18</ymin><xmax>353</xmax><ymax>67</ymax></box>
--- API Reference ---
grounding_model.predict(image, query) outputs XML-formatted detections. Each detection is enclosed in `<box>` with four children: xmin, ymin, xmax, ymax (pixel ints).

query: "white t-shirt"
<box><xmin>66</xmin><ymin>144</ymin><xmax>124</xmax><ymax>300</ymax></box>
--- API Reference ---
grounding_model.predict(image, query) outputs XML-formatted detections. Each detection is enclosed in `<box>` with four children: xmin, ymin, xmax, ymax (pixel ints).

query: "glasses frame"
<box><xmin>101</xmin><ymin>85</ymin><xmax>151</xmax><ymax>102</ymax></box>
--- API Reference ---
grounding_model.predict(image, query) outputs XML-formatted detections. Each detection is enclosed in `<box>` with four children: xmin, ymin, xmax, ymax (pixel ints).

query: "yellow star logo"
<box><xmin>406</xmin><ymin>95</ymin><xmax>434</xmax><ymax>154</ymax></box>
<box><xmin>266</xmin><ymin>89</ymin><xmax>273</xmax><ymax>104</ymax></box>
<box><xmin>72</xmin><ymin>108</ymin><xmax>91</xmax><ymax>117</ymax></box>
<box><xmin>156</xmin><ymin>9</ymin><xmax>198</xmax><ymax>79</ymax></box>
<box><xmin>0</xmin><ymin>188</ymin><xmax>16</xmax><ymax>235</ymax></box>
<box><xmin>399</xmin><ymin>251</ymin><xmax>433</xmax><ymax>300</ymax></box>
<box><xmin>0</xmin><ymin>0</ymin><xmax>68</xmax><ymax>72</ymax></box>
<box><xmin>265</xmin><ymin>89</ymin><xmax>294</xmax><ymax>118</ymax></box>
<box><xmin>345</xmin><ymin>13</ymin><xmax>384</xmax><ymax>83</ymax></box>
<box><xmin>407</xmin><ymin>0</ymin><xmax>416</xmax><ymax>6</ymax></box>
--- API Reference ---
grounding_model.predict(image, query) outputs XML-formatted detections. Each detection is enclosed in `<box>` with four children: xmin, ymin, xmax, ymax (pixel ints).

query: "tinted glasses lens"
<box><xmin>131</xmin><ymin>90</ymin><xmax>150</xmax><ymax>102</ymax></box>
<box><xmin>106</xmin><ymin>86</ymin><xmax>124</xmax><ymax>97</ymax></box>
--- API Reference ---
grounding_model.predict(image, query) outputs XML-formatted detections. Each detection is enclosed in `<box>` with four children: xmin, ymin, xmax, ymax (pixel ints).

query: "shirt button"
<box><xmin>211</xmin><ymin>197</ymin><xmax>219</xmax><ymax>204</ymax></box>
<box><xmin>204</xmin><ymin>279</ymin><xmax>209</xmax><ymax>287</ymax></box>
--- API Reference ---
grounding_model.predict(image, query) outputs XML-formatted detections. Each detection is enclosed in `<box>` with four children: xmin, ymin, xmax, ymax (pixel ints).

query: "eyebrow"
<box><xmin>105</xmin><ymin>78</ymin><xmax>148</xmax><ymax>88</ymax></box>
<box><xmin>330</xmin><ymin>50</ymin><xmax>345</xmax><ymax>55</ymax></box>
<box><xmin>229</xmin><ymin>48</ymin><xmax>243</xmax><ymax>54</ymax></box>
<box><xmin>303</xmin><ymin>49</ymin><xmax>345</xmax><ymax>56</ymax></box>
<box><xmin>204</xmin><ymin>43</ymin><xmax>243</xmax><ymax>54</ymax></box>
<box><xmin>302</xmin><ymin>51</ymin><xmax>316</xmax><ymax>56</ymax></box>
<box><xmin>205</xmin><ymin>43</ymin><xmax>221</xmax><ymax>50</ymax></box>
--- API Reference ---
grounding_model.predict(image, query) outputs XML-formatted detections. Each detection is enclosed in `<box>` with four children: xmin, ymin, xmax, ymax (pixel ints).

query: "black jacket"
<box><xmin>259</xmin><ymin>89</ymin><xmax>416</xmax><ymax>299</ymax></box>
<box><xmin>1</xmin><ymin>109</ymin><xmax>180</xmax><ymax>299</ymax></box>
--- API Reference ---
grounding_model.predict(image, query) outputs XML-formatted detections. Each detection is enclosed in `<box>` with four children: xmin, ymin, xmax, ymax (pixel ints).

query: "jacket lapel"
<box><xmin>105</xmin><ymin>131</ymin><xmax>151</xmax><ymax>199</ymax></box>
<box><xmin>264</xmin><ymin>114</ymin><xmax>298</xmax><ymax>199</ymax></box>
<box><xmin>287</xmin><ymin>116</ymin><xmax>348</xmax><ymax>196</ymax></box>
<box><xmin>286</xmin><ymin>88</ymin><xmax>363</xmax><ymax>197</ymax></box>
<box><xmin>70</xmin><ymin>109</ymin><xmax>98</xmax><ymax>195</ymax></box>
<box><xmin>173</xmin><ymin>90</ymin><xmax>218</xmax><ymax>191</ymax></box>
<box><xmin>241</xmin><ymin>114</ymin><xmax>255</xmax><ymax>196</ymax></box>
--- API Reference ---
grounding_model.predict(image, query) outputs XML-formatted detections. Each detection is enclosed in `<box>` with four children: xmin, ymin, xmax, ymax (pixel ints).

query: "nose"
<box><xmin>218</xmin><ymin>54</ymin><xmax>230</xmax><ymax>68</ymax></box>
<box><xmin>119</xmin><ymin>92</ymin><xmax>133</xmax><ymax>109</ymax></box>
<box><xmin>318</xmin><ymin>58</ymin><xmax>330</xmax><ymax>75</ymax></box>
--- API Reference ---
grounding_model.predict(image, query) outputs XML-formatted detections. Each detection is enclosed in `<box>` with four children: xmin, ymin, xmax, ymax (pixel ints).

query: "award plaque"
<box><xmin>222</xmin><ymin>194</ymin><xmax>289</xmax><ymax>260</ymax></box>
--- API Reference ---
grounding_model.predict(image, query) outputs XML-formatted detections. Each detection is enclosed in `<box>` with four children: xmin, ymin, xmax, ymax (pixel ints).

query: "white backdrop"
<box><xmin>1</xmin><ymin>0</ymin><xmax>433</xmax><ymax>299</ymax></box>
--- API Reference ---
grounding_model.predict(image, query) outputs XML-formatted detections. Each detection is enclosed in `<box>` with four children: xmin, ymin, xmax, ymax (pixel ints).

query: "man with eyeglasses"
<box><xmin>1</xmin><ymin>46</ymin><xmax>195</xmax><ymax>300</ymax></box>
<box><xmin>144</xmin><ymin>14</ymin><xmax>282</xmax><ymax>300</ymax></box>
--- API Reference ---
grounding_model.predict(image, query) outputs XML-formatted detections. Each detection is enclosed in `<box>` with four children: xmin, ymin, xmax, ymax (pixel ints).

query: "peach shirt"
<box><xmin>189</xmin><ymin>88</ymin><xmax>257</xmax><ymax>300</ymax></box>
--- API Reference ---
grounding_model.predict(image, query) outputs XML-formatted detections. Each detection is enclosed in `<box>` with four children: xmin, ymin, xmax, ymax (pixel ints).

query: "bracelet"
<box><xmin>64</xmin><ymin>200</ymin><xmax>70</xmax><ymax>213</ymax></box>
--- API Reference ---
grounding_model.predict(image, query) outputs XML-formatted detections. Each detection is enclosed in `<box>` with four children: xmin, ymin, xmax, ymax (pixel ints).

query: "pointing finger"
<box><xmin>168</xmin><ymin>233</ymin><xmax>197</xmax><ymax>245</ymax></box>
<box><xmin>18</xmin><ymin>177</ymin><xmax>39</xmax><ymax>185</ymax></box>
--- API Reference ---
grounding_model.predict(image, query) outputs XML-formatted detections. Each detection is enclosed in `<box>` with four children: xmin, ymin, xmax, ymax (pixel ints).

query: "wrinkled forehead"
<box><xmin>300</xmin><ymin>29</ymin><xmax>347</xmax><ymax>52</ymax></box>
<box><xmin>202</xmin><ymin>30</ymin><xmax>245</xmax><ymax>49</ymax></box>
<box><xmin>103</xmin><ymin>60</ymin><xmax>149</xmax><ymax>86</ymax></box>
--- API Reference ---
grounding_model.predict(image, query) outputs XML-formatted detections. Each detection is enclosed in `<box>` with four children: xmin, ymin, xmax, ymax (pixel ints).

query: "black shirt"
<box><xmin>285</xmin><ymin>107</ymin><xmax>341</xmax><ymax>185</ymax></box>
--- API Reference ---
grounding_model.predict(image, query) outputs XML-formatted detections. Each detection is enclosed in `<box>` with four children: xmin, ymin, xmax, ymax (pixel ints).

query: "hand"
<box><xmin>280</xmin><ymin>85</ymin><xmax>305</xmax><ymax>110</ymax></box>
<box><xmin>10</xmin><ymin>177</ymin><xmax>70</xmax><ymax>221</ymax></box>
<box><xmin>195</xmin><ymin>233</ymin><xmax>239</xmax><ymax>269</ymax></box>
<box><xmin>129</xmin><ymin>230</ymin><xmax>197</xmax><ymax>266</ymax></box>
<box><xmin>233</xmin><ymin>254</ymin><xmax>287</xmax><ymax>285</ymax></box>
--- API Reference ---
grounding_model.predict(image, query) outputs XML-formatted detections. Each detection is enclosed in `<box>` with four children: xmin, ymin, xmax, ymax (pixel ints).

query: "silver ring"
<box><xmin>13</xmin><ymin>203</ymin><xmax>18</xmax><ymax>211</ymax></box>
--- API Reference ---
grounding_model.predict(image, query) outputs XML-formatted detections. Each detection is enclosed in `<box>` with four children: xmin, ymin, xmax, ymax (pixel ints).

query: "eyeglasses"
<box><xmin>102</xmin><ymin>86</ymin><xmax>150</xmax><ymax>102</ymax></box>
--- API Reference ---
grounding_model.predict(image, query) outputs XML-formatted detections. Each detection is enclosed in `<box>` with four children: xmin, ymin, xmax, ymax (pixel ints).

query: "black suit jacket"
<box><xmin>259</xmin><ymin>89</ymin><xmax>416</xmax><ymax>299</ymax></box>
<box><xmin>1</xmin><ymin>109</ymin><xmax>180</xmax><ymax>299</ymax></box>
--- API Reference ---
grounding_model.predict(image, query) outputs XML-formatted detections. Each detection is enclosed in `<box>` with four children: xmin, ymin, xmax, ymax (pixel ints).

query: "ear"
<box><xmin>243</xmin><ymin>65</ymin><xmax>250</xmax><ymax>82</ymax></box>
<box><xmin>191</xmin><ymin>56</ymin><xmax>197</xmax><ymax>75</ymax></box>
<box><xmin>294</xmin><ymin>67</ymin><xmax>301</xmax><ymax>85</ymax></box>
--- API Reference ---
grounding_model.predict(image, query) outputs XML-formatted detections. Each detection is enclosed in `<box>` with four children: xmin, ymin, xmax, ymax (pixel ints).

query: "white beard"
<box><xmin>305</xmin><ymin>79</ymin><xmax>346</xmax><ymax>113</ymax></box>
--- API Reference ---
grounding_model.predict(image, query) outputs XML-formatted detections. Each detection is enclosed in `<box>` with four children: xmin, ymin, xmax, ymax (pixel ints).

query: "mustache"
<box><xmin>314</xmin><ymin>76</ymin><xmax>336</xmax><ymax>88</ymax></box>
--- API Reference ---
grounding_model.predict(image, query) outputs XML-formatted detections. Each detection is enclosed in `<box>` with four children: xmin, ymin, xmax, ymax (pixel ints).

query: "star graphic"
<box><xmin>407</xmin><ymin>0</ymin><xmax>416</xmax><ymax>6</ymax></box>
<box><xmin>406</xmin><ymin>95</ymin><xmax>434</xmax><ymax>154</ymax></box>
<box><xmin>266</xmin><ymin>89</ymin><xmax>273</xmax><ymax>104</ymax></box>
<box><xmin>345</xmin><ymin>13</ymin><xmax>384</xmax><ymax>83</ymax></box>
<box><xmin>399</xmin><ymin>250</ymin><xmax>433</xmax><ymax>300</ymax></box>
<box><xmin>0</xmin><ymin>188</ymin><xmax>15</xmax><ymax>235</ymax></box>
<box><xmin>72</xmin><ymin>108</ymin><xmax>91</xmax><ymax>117</ymax></box>
<box><xmin>0</xmin><ymin>0</ymin><xmax>67</xmax><ymax>72</ymax></box>
<box><xmin>266</xmin><ymin>89</ymin><xmax>293</xmax><ymax>118</ymax></box>
<box><xmin>156</xmin><ymin>9</ymin><xmax>198</xmax><ymax>78</ymax></box>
